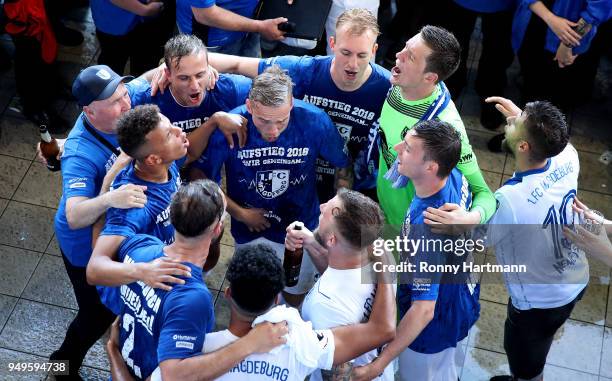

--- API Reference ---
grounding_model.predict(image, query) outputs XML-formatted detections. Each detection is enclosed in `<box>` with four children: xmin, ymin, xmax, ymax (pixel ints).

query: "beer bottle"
<box><xmin>39</xmin><ymin>125</ymin><xmax>61</xmax><ymax>172</ymax></box>
<box><xmin>284</xmin><ymin>223</ymin><xmax>304</xmax><ymax>287</ymax></box>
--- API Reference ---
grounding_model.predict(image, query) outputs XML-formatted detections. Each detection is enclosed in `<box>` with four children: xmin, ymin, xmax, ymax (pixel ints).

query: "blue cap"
<box><xmin>72</xmin><ymin>65</ymin><xmax>133</xmax><ymax>106</ymax></box>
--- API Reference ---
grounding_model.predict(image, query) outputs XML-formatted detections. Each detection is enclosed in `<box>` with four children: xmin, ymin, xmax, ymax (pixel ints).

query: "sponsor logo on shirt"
<box><xmin>175</xmin><ymin>341</ymin><xmax>194</xmax><ymax>350</ymax></box>
<box><xmin>69</xmin><ymin>182</ymin><xmax>87</xmax><ymax>189</ymax></box>
<box><xmin>173</xmin><ymin>334</ymin><xmax>197</xmax><ymax>341</ymax></box>
<box><xmin>68</xmin><ymin>177</ymin><xmax>89</xmax><ymax>189</ymax></box>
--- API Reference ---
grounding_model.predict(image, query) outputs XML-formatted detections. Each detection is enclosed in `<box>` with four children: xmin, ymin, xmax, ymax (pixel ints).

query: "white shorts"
<box><xmin>235</xmin><ymin>237</ymin><xmax>319</xmax><ymax>295</ymax></box>
<box><xmin>398</xmin><ymin>340</ymin><xmax>466</xmax><ymax>381</ymax></box>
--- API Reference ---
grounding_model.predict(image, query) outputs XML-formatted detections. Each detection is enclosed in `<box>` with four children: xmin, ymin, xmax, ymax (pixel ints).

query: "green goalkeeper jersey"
<box><xmin>376</xmin><ymin>84</ymin><xmax>496</xmax><ymax>226</ymax></box>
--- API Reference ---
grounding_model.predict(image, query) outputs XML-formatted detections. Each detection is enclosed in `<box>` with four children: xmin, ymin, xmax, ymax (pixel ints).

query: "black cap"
<box><xmin>72</xmin><ymin>65</ymin><xmax>133</xmax><ymax>106</ymax></box>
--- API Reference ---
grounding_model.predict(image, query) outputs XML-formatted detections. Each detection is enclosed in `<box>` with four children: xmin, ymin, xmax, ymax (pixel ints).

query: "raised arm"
<box><xmin>207</xmin><ymin>52</ymin><xmax>261</xmax><ymax>78</ymax></box>
<box><xmin>285</xmin><ymin>221</ymin><xmax>329</xmax><ymax>273</ymax></box>
<box><xmin>186</xmin><ymin>112</ymin><xmax>247</xmax><ymax>164</ymax></box>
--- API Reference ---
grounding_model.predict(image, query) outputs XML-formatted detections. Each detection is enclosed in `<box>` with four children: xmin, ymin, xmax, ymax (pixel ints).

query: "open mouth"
<box><xmin>344</xmin><ymin>69</ymin><xmax>358</xmax><ymax>80</ymax></box>
<box><xmin>391</xmin><ymin>66</ymin><xmax>401</xmax><ymax>76</ymax></box>
<box><xmin>188</xmin><ymin>92</ymin><xmax>202</xmax><ymax>105</ymax></box>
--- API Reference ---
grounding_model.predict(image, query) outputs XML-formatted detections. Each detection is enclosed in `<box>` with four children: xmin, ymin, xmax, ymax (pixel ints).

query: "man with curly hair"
<box><xmin>100</xmin><ymin>180</ymin><xmax>289</xmax><ymax>381</ymax></box>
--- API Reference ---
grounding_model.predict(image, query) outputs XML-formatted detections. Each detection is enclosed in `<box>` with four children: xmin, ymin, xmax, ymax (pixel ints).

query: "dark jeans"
<box><xmin>504</xmin><ymin>288</ymin><xmax>585</xmax><ymax>379</ymax></box>
<box><xmin>53</xmin><ymin>252</ymin><xmax>115</xmax><ymax>376</ymax></box>
<box><xmin>440</xmin><ymin>1</ymin><xmax>514</xmax><ymax>98</ymax></box>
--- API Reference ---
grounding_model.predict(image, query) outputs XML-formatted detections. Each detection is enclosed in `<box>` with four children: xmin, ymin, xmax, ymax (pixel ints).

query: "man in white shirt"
<box><xmin>106</xmin><ymin>243</ymin><xmax>395</xmax><ymax>380</ymax></box>
<box><xmin>486</xmin><ymin>96</ymin><xmax>588</xmax><ymax>381</ymax></box>
<box><xmin>286</xmin><ymin>189</ymin><xmax>396</xmax><ymax>380</ymax></box>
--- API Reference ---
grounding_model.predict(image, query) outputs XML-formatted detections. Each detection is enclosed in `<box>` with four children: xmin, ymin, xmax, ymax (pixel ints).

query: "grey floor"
<box><xmin>0</xmin><ymin>5</ymin><xmax>611</xmax><ymax>381</ymax></box>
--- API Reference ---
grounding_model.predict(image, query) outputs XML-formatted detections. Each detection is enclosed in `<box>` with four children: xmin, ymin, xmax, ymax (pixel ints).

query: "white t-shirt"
<box><xmin>150</xmin><ymin>307</ymin><xmax>335</xmax><ymax>381</ymax></box>
<box><xmin>302</xmin><ymin>266</ymin><xmax>394</xmax><ymax>381</ymax></box>
<box><xmin>202</xmin><ymin>328</ymin><xmax>334</xmax><ymax>381</ymax></box>
<box><xmin>488</xmin><ymin>145</ymin><xmax>589</xmax><ymax>310</ymax></box>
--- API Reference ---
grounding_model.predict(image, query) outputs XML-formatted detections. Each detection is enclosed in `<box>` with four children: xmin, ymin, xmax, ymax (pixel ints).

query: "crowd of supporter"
<box><xmin>1</xmin><ymin>1</ymin><xmax>612</xmax><ymax>380</ymax></box>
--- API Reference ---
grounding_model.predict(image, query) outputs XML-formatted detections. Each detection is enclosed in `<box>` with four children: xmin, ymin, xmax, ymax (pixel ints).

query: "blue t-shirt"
<box><xmin>195</xmin><ymin>100</ymin><xmax>350</xmax><ymax>244</ymax></box>
<box><xmin>259</xmin><ymin>55</ymin><xmax>391</xmax><ymax>202</ymax></box>
<box><xmin>176</xmin><ymin>0</ymin><xmax>259</xmax><ymax>46</ymax></box>
<box><xmin>101</xmin><ymin>159</ymin><xmax>185</xmax><ymax>244</ymax></box>
<box><xmin>102</xmin><ymin>234</ymin><xmax>214</xmax><ymax>380</ymax></box>
<box><xmin>397</xmin><ymin>169</ymin><xmax>480</xmax><ymax>354</ymax></box>
<box><xmin>98</xmin><ymin>158</ymin><xmax>185</xmax><ymax>315</ymax></box>
<box><xmin>129</xmin><ymin>75</ymin><xmax>252</xmax><ymax>133</ymax></box>
<box><xmin>54</xmin><ymin>82</ymin><xmax>145</xmax><ymax>267</ymax></box>
<box><xmin>90</xmin><ymin>0</ymin><xmax>141</xmax><ymax>36</ymax></box>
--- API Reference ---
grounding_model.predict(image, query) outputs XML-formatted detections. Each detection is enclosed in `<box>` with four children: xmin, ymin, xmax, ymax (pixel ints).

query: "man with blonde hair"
<box><xmin>177</xmin><ymin>8</ymin><xmax>392</xmax><ymax>203</ymax></box>
<box><xmin>194</xmin><ymin>66</ymin><xmax>350</xmax><ymax>306</ymax></box>
<box><xmin>325</xmin><ymin>1</ymin><xmax>379</xmax><ymax>55</ymax></box>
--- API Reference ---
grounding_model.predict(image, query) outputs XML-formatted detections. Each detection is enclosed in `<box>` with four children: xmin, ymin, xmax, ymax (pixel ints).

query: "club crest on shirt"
<box><xmin>256</xmin><ymin>170</ymin><xmax>289</xmax><ymax>199</ymax></box>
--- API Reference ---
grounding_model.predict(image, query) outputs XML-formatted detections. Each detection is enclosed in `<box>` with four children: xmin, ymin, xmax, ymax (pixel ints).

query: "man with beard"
<box><xmin>196</xmin><ymin>66</ymin><xmax>350</xmax><ymax>307</ymax></box>
<box><xmin>98</xmin><ymin>180</ymin><xmax>289</xmax><ymax>380</ymax></box>
<box><xmin>106</xmin><ymin>243</ymin><xmax>396</xmax><ymax>381</ymax></box>
<box><xmin>286</xmin><ymin>189</ymin><xmax>397</xmax><ymax>381</ymax></box>
<box><xmin>486</xmin><ymin>97</ymin><xmax>588</xmax><ymax>381</ymax></box>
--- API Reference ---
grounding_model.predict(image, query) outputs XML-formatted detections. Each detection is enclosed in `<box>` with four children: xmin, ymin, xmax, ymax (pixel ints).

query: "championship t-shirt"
<box><xmin>376</xmin><ymin>84</ymin><xmax>495</xmax><ymax>226</ymax></box>
<box><xmin>259</xmin><ymin>55</ymin><xmax>391</xmax><ymax>202</ymax></box>
<box><xmin>102</xmin><ymin>234</ymin><xmax>214</xmax><ymax>380</ymax></box>
<box><xmin>129</xmin><ymin>74</ymin><xmax>251</xmax><ymax>133</ymax></box>
<box><xmin>194</xmin><ymin>99</ymin><xmax>349</xmax><ymax>244</ymax></box>
<box><xmin>397</xmin><ymin>169</ymin><xmax>480</xmax><ymax>354</ymax></box>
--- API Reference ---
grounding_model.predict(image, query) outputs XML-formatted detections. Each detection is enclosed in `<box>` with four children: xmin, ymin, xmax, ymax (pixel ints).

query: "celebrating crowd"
<box><xmin>18</xmin><ymin>0</ymin><xmax>612</xmax><ymax>380</ymax></box>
